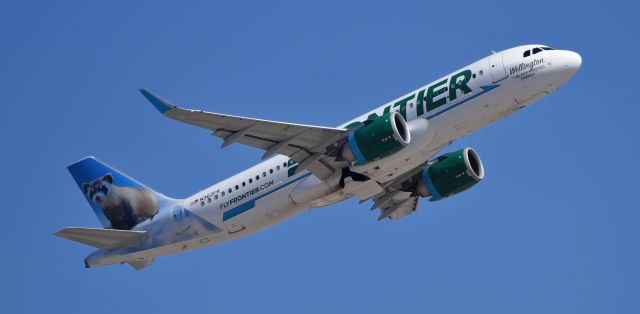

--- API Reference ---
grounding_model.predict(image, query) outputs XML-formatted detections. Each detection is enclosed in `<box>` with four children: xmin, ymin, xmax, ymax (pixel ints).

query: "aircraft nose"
<box><xmin>562</xmin><ymin>50</ymin><xmax>582</xmax><ymax>73</ymax></box>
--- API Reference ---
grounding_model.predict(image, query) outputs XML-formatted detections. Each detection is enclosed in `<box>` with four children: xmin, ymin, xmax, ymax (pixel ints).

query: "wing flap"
<box><xmin>127</xmin><ymin>257</ymin><xmax>154</xmax><ymax>270</ymax></box>
<box><xmin>377</xmin><ymin>196</ymin><xmax>419</xmax><ymax>221</ymax></box>
<box><xmin>55</xmin><ymin>227</ymin><xmax>147</xmax><ymax>249</ymax></box>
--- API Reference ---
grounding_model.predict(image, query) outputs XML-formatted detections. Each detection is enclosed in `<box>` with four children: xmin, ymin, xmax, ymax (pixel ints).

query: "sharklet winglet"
<box><xmin>139</xmin><ymin>88</ymin><xmax>176</xmax><ymax>114</ymax></box>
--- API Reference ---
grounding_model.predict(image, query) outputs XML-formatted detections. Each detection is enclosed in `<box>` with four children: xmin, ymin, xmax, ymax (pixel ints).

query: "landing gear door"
<box><xmin>488</xmin><ymin>53</ymin><xmax>508</xmax><ymax>83</ymax></box>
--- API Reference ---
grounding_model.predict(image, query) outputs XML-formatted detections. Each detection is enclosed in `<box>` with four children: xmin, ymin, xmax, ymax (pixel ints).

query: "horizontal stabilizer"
<box><xmin>55</xmin><ymin>227</ymin><xmax>147</xmax><ymax>249</ymax></box>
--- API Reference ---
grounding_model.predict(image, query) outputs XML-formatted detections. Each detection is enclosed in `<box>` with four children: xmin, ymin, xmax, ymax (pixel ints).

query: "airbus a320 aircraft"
<box><xmin>57</xmin><ymin>44</ymin><xmax>581</xmax><ymax>269</ymax></box>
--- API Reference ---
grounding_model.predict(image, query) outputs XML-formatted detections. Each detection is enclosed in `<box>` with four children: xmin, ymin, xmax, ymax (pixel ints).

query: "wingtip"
<box><xmin>138</xmin><ymin>88</ymin><xmax>175</xmax><ymax>114</ymax></box>
<box><xmin>53</xmin><ymin>228</ymin><xmax>69</xmax><ymax>238</ymax></box>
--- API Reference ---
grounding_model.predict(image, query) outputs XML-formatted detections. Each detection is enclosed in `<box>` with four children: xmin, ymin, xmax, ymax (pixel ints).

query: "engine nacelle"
<box><xmin>416</xmin><ymin>148</ymin><xmax>484</xmax><ymax>201</ymax></box>
<box><xmin>342</xmin><ymin>111</ymin><xmax>410</xmax><ymax>165</ymax></box>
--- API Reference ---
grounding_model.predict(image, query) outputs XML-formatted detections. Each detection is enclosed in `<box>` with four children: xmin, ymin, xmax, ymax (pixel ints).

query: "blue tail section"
<box><xmin>67</xmin><ymin>157</ymin><xmax>173</xmax><ymax>230</ymax></box>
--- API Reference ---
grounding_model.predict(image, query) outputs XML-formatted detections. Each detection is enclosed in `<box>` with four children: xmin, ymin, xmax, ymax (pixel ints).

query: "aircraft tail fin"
<box><xmin>67</xmin><ymin>156</ymin><xmax>173</xmax><ymax>230</ymax></box>
<box><xmin>54</xmin><ymin>227</ymin><xmax>147</xmax><ymax>249</ymax></box>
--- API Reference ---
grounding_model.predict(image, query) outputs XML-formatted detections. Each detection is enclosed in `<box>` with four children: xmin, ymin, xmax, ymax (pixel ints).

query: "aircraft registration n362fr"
<box><xmin>57</xmin><ymin>44</ymin><xmax>581</xmax><ymax>270</ymax></box>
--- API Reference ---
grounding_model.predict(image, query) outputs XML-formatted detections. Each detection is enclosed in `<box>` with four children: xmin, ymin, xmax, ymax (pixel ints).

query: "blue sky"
<box><xmin>1</xmin><ymin>1</ymin><xmax>638</xmax><ymax>313</ymax></box>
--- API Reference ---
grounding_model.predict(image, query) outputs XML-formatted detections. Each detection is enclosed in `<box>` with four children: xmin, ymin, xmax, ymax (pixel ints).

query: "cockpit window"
<box><xmin>524</xmin><ymin>47</ymin><xmax>553</xmax><ymax>58</ymax></box>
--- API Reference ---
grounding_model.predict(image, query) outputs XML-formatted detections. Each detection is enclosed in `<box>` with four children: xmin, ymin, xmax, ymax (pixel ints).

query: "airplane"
<box><xmin>56</xmin><ymin>44</ymin><xmax>581</xmax><ymax>270</ymax></box>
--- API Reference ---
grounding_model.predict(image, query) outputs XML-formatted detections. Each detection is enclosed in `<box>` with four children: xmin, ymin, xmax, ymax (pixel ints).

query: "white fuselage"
<box><xmin>86</xmin><ymin>44</ymin><xmax>581</xmax><ymax>267</ymax></box>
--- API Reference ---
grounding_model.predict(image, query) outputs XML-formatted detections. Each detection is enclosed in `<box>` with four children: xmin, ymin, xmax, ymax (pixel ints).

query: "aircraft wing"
<box><xmin>140</xmin><ymin>89</ymin><xmax>350</xmax><ymax>179</ymax></box>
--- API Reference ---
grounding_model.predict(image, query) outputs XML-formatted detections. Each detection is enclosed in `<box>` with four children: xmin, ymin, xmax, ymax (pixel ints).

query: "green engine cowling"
<box><xmin>416</xmin><ymin>148</ymin><xmax>484</xmax><ymax>201</ymax></box>
<box><xmin>342</xmin><ymin>111</ymin><xmax>410</xmax><ymax>165</ymax></box>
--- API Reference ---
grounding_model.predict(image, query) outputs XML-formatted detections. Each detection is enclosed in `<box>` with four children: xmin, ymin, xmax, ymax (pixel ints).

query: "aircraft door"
<box><xmin>488</xmin><ymin>53</ymin><xmax>508</xmax><ymax>82</ymax></box>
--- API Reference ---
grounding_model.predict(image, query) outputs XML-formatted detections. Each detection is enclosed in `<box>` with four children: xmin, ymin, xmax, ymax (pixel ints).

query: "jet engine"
<box><xmin>416</xmin><ymin>148</ymin><xmax>484</xmax><ymax>201</ymax></box>
<box><xmin>341</xmin><ymin>111</ymin><xmax>410</xmax><ymax>165</ymax></box>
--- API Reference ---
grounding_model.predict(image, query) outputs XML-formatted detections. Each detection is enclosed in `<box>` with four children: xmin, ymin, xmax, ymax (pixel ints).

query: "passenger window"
<box><xmin>533</xmin><ymin>47</ymin><xmax>542</xmax><ymax>54</ymax></box>
<box><xmin>276</xmin><ymin>166</ymin><xmax>281</xmax><ymax>171</ymax></box>
<box><xmin>269</xmin><ymin>169</ymin><xmax>273</xmax><ymax>174</ymax></box>
<box><xmin>242</xmin><ymin>182</ymin><xmax>246</xmax><ymax>187</ymax></box>
<box><xmin>221</xmin><ymin>191</ymin><xmax>225</xmax><ymax>197</ymax></box>
<box><xmin>523</xmin><ymin>50</ymin><xmax>531</xmax><ymax>57</ymax></box>
<box><xmin>262</xmin><ymin>172</ymin><xmax>266</xmax><ymax>177</ymax></box>
<box><xmin>249</xmin><ymin>178</ymin><xmax>253</xmax><ymax>183</ymax></box>
<box><xmin>228</xmin><ymin>188</ymin><xmax>232</xmax><ymax>193</ymax></box>
<box><xmin>214</xmin><ymin>194</ymin><xmax>218</xmax><ymax>200</ymax></box>
<box><xmin>256</xmin><ymin>175</ymin><xmax>259</xmax><ymax>180</ymax></box>
<box><xmin>235</xmin><ymin>185</ymin><xmax>239</xmax><ymax>190</ymax></box>
<box><xmin>284</xmin><ymin>162</ymin><xmax>288</xmax><ymax>167</ymax></box>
